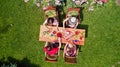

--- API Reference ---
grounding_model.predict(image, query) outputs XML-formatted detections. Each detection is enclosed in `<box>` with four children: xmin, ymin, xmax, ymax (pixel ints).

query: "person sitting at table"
<box><xmin>63</xmin><ymin>42</ymin><xmax>77</xmax><ymax>57</ymax></box>
<box><xmin>44</xmin><ymin>38</ymin><xmax>61</xmax><ymax>57</ymax></box>
<box><xmin>43</xmin><ymin>17</ymin><xmax>59</xmax><ymax>28</ymax></box>
<box><xmin>63</xmin><ymin>16</ymin><xmax>79</xmax><ymax>29</ymax></box>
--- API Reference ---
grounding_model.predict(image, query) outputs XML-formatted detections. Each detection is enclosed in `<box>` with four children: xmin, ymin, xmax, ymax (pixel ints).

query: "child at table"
<box><xmin>44</xmin><ymin>38</ymin><xmax>61</xmax><ymax>57</ymax></box>
<box><xmin>63</xmin><ymin>42</ymin><xmax>78</xmax><ymax>57</ymax></box>
<box><xmin>43</xmin><ymin>17</ymin><xmax>59</xmax><ymax>27</ymax></box>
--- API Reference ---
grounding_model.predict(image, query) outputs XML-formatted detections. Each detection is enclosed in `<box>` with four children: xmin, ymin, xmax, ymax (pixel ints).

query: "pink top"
<box><xmin>44</xmin><ymin>47</ymin><xmax>59</xmax><ymax>56</ymax></box>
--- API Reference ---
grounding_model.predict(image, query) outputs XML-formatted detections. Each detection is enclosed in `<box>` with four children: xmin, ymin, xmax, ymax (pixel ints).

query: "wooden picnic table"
<box><xmin>39</xmin><ymin>25</ymin><xmax>85</xmax><ymax>45</ymax></box>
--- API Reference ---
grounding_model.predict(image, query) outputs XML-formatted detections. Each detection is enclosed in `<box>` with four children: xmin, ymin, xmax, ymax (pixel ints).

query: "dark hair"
<box><xmin>47</xmin><ymin>17</ymin><xmax>54</xmax><ymax>24</ymax></box>
<box><xmin>46</xmin><ymin>44</ymin><xmax>52</xmax><ymax>51</ymax></box>
<box><xmin>51</xmin><ymin>42</ymin><xmax>59</xmax><ymax>48</ymax></box>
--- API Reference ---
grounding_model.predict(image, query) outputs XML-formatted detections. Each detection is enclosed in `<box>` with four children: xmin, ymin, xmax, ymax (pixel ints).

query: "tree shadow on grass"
<box><xmin>64</xmin><ymin>0</ymin><xmax>67</xmax><ymax>6</ymax></box>
<box><xmin>79</xmin><ymin>7</ymin><xmax>84</xmax><ymax>23</ymax></box>
<box><xmin>77</xmin><ymin>24</ymin><xmax>89</xmax><ymax>38</ymax></box>
<box><xmin>0</xmin><ymin>56</ymin><xmax>40</xmax><ymax>67</ymax></box>
<box><xmin>0</xmin><ymin>24</ymin><xmax>13</xmax><ymax>34</ymax></box>
<box><xmin>56</xmin><ymin>6</ymin><xmax>66</xmax><ymax>27</ymax></box>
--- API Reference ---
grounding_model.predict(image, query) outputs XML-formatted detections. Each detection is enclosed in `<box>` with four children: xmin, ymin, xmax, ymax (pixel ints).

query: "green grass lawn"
<box><xmin>0</xmin><ymin>0</ymin><xmax>120</xmax><ymax>67</ymax></box>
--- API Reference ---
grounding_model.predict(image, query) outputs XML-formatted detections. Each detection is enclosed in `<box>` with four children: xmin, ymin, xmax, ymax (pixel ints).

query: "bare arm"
<box><xmin>45</xmin><ymin>41</ymin><xmax>48</xmax><ymax>47</ymax></box>
<box><xmin>73</xmin><ymin>45</ymin><xmax>77</xmax><ymax>56</ymax></box>
<box><xmin>65</xmin><ymin>31</ymin><xmax>76</xmax><ymax>40</ymax></box>
<box><xmin>43</xmin><ymin>19</ymin><xmax>48</xmax><ymax>25</ymax></box>
<box><xmin>45</xmin><ymin>52</ymin><xmax>47</xmax><ymax>56</ymax></box>
<box><xmin>63</xmin><ymin>18</ymin><xmax>69</xmax><ymax>29</ymax></box>
<box><xmin>57</xmin><ymin>37</ymin><xmax>61</xmax><ymax>56</ymax></box>
<box><xmin>65</xmin><ymin>33</ymin><xmax>75</xmax><ymax>40</ymax></box>
<box><xmin>63</xmin><ymin>43</ymin><xmax>68</xmax><ymax>58</ymax></box>
<box><xmin>43</xmin><ymin>19</ymin><xmax>50</xmax><ymax>30</ymax></box>
<box><xmin>74</xmin><ymin>21</ymin><xmax>79</xmax><ymax>29</ymax></box>
<box><xmin>58</xmin><ymin>37</ymin><xmax>61</xmax><ymax>48</ymax></box>
<box><xmin>55</xmin><ymin>19</ymin><xmax>59</xmax><ymax>31</ymax></box>
<box><xmin>44</xmin><ymin>41</ymin><xmax>48</xmax><ymax>56</ymax></box>
<box><xmin>56</xmin><ymin>19</ymin><xmax>59</xmax><ymax>28</ymax></box>
<box><xmin>76</xmin><ymin>47</ymin><xmax>79</xmax><ymax>56</ymax></box>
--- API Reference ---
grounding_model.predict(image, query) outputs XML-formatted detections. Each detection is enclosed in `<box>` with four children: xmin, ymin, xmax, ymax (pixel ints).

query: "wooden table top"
<box><xmin>39</xmin><ymin>25</ymin><xmax>85</xmax><ymax>45</ymax></box>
